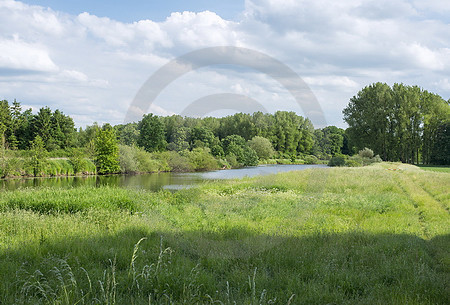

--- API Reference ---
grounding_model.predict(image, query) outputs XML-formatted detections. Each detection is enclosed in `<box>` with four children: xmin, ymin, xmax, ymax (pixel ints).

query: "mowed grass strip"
<box><xmin>0</xmin><ymin>163</ymin><xmax>449</xmax><ymax>304</ymax></box>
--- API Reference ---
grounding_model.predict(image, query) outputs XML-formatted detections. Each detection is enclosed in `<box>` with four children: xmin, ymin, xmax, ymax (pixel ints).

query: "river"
<box><xmin>0</xmin><ymin>164</ymin><xmax>327</xmax><ymax>191</ymax></box>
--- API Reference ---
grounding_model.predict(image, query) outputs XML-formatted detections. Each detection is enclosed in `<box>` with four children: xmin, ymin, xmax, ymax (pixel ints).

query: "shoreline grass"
<box><xmin>0</xmin><ymin>163</ymin><xmax>449</xmax><ymax>304</ymax></box>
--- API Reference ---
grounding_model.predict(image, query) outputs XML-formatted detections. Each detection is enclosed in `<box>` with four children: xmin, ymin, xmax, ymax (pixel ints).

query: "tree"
<box><xmin>343</xmin><ymin>83</ymin><xmax>449</xmax><ymax>164</ymax></box>
<box><xmin>189</xmin><ymin>126</ymin><xmax>215</xmax><ymax>149</ymax></box>
<box><xmin>52</xmin><ymin>109</ymin><xmax>76</xmax><ymax>149</ymax></box>
<box><xmin>222</xmin><ymin>135</ymin><xmax>259</xmax><ymax>166</ymax></box>
<box><xmin>94</xmin><ymin>126</ymin><xmax>120</xmax><ymax>174</ymax></box>
<box><xmin>430</xmin><ymin>122</ymin><xmax>450</xmax><ymax>165</ymax></box>
<box><xmin>0</xmin><ymin>100</ymin><xmax>12</xmax><ymax>148</ymax></box>
<box><xmin>34</xmin><ymin>107</ymin><xmax>53</xmax><ymax>149</ymax></box>
<box><xmin>138</xmin><ymin>114</ymin><xmax>166</xmax><ymax>152</ymax></box>
<box><xmin>15</xmin><ymin>108</ymin><xmax>35</xmax><ymax>150</ymax></box>
<box><xmin>29</xmin><ymin>135</ymin><xmax>47</xmax><ymax>176</ymax></box>
<box><xmin>248</xmin><ymin>136</ymin><xmax>275</xmax><ymax>159</ymax></box>
<box><xmin>119</xmin><ymin>123</ymin><xmax>140</xmax><ymax>146</ymax></box>
<box><xmin>343</xmin><ymin>82</ymin><xmax>392</xmax><ymax>160</ymax></box>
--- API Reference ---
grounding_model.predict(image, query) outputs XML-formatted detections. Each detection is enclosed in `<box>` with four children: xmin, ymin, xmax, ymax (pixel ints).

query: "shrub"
<box><xmin>226</xmin><ymin>153</ymin><xmax>240</xmax><ymax>168</ymax></box>
<box><xmin>119</xmin><ymin>145</ymin><xmax>139</xmax><ymax>173</ymax></box>
<box><xmin>345</xmin><ymin>159</ymin><xmax>362</xmax><ymax>167</ymax></box>
<box><xmin>241</xmin><ymin>146</ymin><xmax>259</xmax><ymax>166</ymax></box>
<box><xmin>186</xmin><ymin>148</ymin><xmax>219</xmax><ymax>171</ymax></box>
<box><xmin>328</xmin><ymin>154</ymin><xmax>346</xmax><ymax>167</ymax></box>
<box><xmin>304</xmin><ymin>155</ymin><xmax>319</xmax><ymax>164</ymax></box>
<box><xmin>211</xmin><ymin>144</ymin><xmax>224</xmax><ymax>158</ymax></box>
<box><xmin>162</xmin><ymin>151</ymin><xmax>193</xmax><ymax>172</ymax></box>
<box><xmin>248</xmin><ymin>136</ymin><xmax>275</xmax><ymax>159</ymax></box>
<box><xmin>135</xmin><ymin>149</ymin><xmax>168</xmax><ymax>172</ymax></box>
<box><xmin>372</xmin><ymin>154</ymin><xmax>383</xmax><ymax>163</ymax></box>
<box><xmin>69</xmin><ymin>148</ymin><xmax>88</xmax><ymax>174</ymax></box>
<box><xmin>358</xmin><ymin>147</ymin><xmax>374</xmax><ymax>159</ymax></box>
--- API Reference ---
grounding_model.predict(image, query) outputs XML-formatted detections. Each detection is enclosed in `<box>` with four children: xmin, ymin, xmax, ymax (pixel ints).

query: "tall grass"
<box><xmin>0</xmin><ymin>157</ymin><xmax>96</xmax><ymax>178</ymax></box>
<box><xmin>0</xmin><ymin>163</ymin><xmax>449</xmax><ymax>304</ymax></box>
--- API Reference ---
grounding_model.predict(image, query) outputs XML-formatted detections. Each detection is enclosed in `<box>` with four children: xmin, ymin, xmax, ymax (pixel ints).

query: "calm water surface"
<box><xmin>1</xmin><ymin>164</ymin><xmax>327</xmax><ymax>191</ymax></box>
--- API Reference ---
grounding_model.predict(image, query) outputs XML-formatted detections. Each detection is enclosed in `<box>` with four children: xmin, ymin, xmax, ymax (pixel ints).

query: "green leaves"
<box><xmin>95</xmin><ymin>126</ymin><xmax>120</xmax><ymax>174</ymax></box>
<box><xmin>343</xmin><ymin>83</ymin><xmax>450</xmax><ymax>164</ymax></box>
<box><xmin>138</xmin><ymin>114</ymin><xmax>166</xmax><ymax>152</ymax></box>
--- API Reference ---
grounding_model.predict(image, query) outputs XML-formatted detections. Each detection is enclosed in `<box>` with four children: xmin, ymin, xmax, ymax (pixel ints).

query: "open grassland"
<box><xmin>417</xmin><ymin>165</ymin><xmax>450</xmax><ymax>173</ymax></box>
<box><xmin>0</xmin><ymin>163</ymin><xmax>449</xmax><ymax>304</ymax></box>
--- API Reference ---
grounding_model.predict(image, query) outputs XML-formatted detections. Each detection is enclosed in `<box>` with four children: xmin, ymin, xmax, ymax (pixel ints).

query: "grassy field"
<box><xmin>0</xmin><ymin>163</ymin><xmax>449</xmax><ymax>304</ymax></box>
<box><xmin>417</xmin><ymin>165</ymin><xmax>450</xmax><ymax>173</ymax></box>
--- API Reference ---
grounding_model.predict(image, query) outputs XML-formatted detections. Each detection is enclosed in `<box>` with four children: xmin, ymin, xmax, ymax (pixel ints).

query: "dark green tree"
<box><xmin>430</xmin><ymin>122</ymin><xmax>450</xmax><ymax>165</ymax></box>
<box><xmin>34</xmin><ymin>107</ymin><xmax>53</xmax><ymax>150</ymax></box>
<box><xmin>222</xmin><ymin>135</ymin><xmax>259</xmax><ymax>166</ymax></box>
<box><xmin>189</xmin><ymin>126</ymin><xmax>215</xmax><ymax>149</ymax></box>
<box><xmin>138</xmin><ymin>114</ymin><xmax>166</xmax><ymax>152</ymax></box>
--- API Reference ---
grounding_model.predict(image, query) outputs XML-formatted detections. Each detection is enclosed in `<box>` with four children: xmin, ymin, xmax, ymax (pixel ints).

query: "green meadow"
<box><xmin>0</xmin><ymin>163</ymin><xmax>449</xmax><ymax>304</ymax></box>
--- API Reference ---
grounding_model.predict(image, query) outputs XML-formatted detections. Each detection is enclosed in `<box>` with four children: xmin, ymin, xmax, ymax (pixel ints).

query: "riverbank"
<box><xmin>0</xmin><ymin>153</ymin><xmax>326</xmax><ymax>180</ymax></box>
<box><xmin>1</xmin><ymin>163</ymin><xmax>448</xmax><ymax>303</ymax></box>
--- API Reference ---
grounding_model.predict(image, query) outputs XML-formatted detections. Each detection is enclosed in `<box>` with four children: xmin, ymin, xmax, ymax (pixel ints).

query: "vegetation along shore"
<box><xmin>1</xmin><ymin>82</ymin><xmax>449</xmax><ymax>179</ymax></box>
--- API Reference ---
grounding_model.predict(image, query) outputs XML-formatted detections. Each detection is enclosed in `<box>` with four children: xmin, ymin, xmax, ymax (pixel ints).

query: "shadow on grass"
<box><xmin>1</xmin><ymin>228</ymin><xmax>449</xmax><ymax>304</ymax></box>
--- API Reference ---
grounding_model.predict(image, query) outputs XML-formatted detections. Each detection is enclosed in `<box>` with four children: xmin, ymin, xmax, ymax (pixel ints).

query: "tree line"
<box><xmin>1</xmin><ymin>81</ymin><xmax>448</xmax><ymax>176</ymax></box>
<box><xmin>343</xmin><ymin>83</ymin><xmax>449</xmax><ymax>165</ymax></box>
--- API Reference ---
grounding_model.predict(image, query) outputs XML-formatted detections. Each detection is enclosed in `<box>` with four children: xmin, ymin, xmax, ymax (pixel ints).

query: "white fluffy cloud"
<box><xmin>0</xmin><ymin>37</ymin><xmax>58</xmax><ymax>72</ymax></box>
<box><xmin>0</xmin><ymin>0</ymin><xmax>448</xmax><ymax>127</ymax></box>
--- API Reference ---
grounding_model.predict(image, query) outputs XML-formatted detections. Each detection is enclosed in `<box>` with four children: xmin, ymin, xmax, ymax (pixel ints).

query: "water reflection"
<box><xmin>1</xmin><ymin>164</ymin><xmax>327</xmax><ymax>192</ymax></box>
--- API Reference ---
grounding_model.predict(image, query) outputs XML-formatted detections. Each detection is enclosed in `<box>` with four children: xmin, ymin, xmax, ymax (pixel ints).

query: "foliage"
<box><xmin>328</xmin><ymin>154</ymin><xmax>346</xmax><ymax>167</ymax></box>
<box><xmin>185</xmin><ymin>147</ymin><xmax>219</xmax><ymax>171</ymax></box>
<box><xmin>117</xmin><ymin>123</ymin><xmax>140</xmax><ymax>146</ymax></box>
<box><xmin>68</xmin><ymin>148</ymin><xmax>91</xmax><ymax>174</ymax></box>
<box><xmin>343</xmin><ymin>83</ymin><xmax>450</xmax><ymax>164</ymax></box>
<box><xmin>119</xmin><ymin>144</ymin><xmax>139</xmax><ymax>173</ymax></box>
<box><xmin>222</xmin><ymin>135</ymin><xmax>259</xmax><ymax>166</ymax></box>
<box><xmin>248</xmin><ymin>136</ymin><xmax>275</xmax><ymax>159</ymax></box>
<box><xmin>358</xmin><ymin>147</ymin><xmax>374</xmax><ymax>158</ymax></box>
<box><xmin>160</xmin><ymin>151</ymin><xmax>194</xmax><ymax>172</ymax></box>
<box><xmin>345</xmin><ymin>159</ymin><xmax>362</xmax><ymax>167</ymax></box>
<box><xmin>313</xmin><ymin>126</ymin><xmax>345</xmax><ymax>157</ymax></box>
<box><xmin>94</xmin><ymin>126</ymin><xmax>120</xmax><ymax>174</ymax></box>
<box><xmin>136</xmin><ymin>150</ymin><xmax>169</xmax><ymax>172</ymax></box>
<box><xmin>430</xmin><ymin>122</ymin><xmax>450</xmax><ymax>165</ymax></box>
<box><xmin>303</xmin><ymin>155</ymin><xmax>319</xmax><ymax>164</ymax></box>
<box><xmin>29</xmin><ymin>135</ymin><xmax>48</xmax><ymax>176</ymax></box>
<box><xmin>138</xmin><ymin>113</ymin><xmax>166</xmax><ymax>152</ymax></box>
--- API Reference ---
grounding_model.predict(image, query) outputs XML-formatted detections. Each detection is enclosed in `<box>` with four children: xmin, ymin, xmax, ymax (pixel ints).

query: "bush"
<box><xmin>359</xmin><ymin>147</ymin><xmax>374</xmax><ymax>159</ymax></box>
<box><xmin>328</xmin><ymin>155</ymin><xmax>347</xmax><ymax>167</ymax></box>
<box><xmin>119</xmin><ymin>145</ymin><xmax>139</xmax><ymax>173</ymax></box>
<box><xmin>372</xmin><ymin>154</ymin><xmax>383</xmax><ymax>163</ymax></box>
<box><xmin>162</xmin><ymin>151</ymin><xmax>194</xmax><ymax>172</ymax></box>
<box><xmin>186</xmin><ymin>148</ymin><xmax>219</xmax><ymax>171</ymax></box>
<box><xmin>248</xmin><ymin>136</ymin><xmax>275</xmax><ymax>159</ymax></box>
<box><xmin>276</xmin><ymin>159</ymin><xmax>292</xmax><ymax>165</ymax></box>
<box><xmin>345</xmin><ymin>159</ymin><xmax>362</xmax><ymax>167</ymax></box>
<box><xmin>69</xmin><ymin>148</ymin><xmax>90</xmax><ymax>174</ymax></box>
<box><xmin>304</xmin><ymin>155</ymin><xmax>319</xmax><ymax>164</ymax></box>
<box><xmin>226</xmin><ymin>153</ymin><xmax>240</xmax><ymax>168</ymax></box>
<box><xmin>241</xmin><ymin>146</ymin><xmax>259</xmax><ymax>166</ymax></box>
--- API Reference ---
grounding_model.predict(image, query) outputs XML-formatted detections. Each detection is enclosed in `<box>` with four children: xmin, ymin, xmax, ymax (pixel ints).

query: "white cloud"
<box><xmin>162</xmin><ymin>11</ymin><xmax>239</xmax><ymax>48</ymax></box>
<box><xmin>0</xmin><ymin>37</ymin><xmax>58</xmax><ymax>73</ymax></box>
<box><xmin>303</xmin><ymin>76</ymin><xmax>359</xmax><ymax>89</ymax></box>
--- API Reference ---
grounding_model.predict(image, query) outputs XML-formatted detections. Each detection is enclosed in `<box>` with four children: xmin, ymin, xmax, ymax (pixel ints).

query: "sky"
<box><xmin>0</xmin><ymin>0</ymin><xmax>449</xmax><ymax>128</ymax></box>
